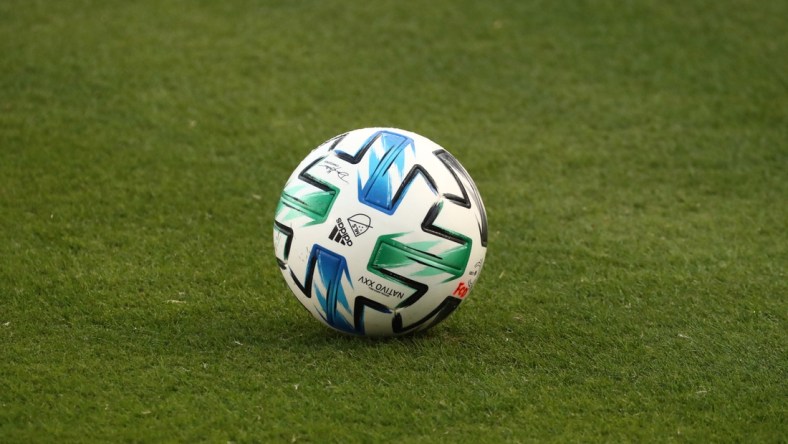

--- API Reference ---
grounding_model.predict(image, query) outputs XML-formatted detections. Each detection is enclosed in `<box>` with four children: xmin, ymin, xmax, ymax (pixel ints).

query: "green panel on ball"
<box><xmin>275</xmin><ymin>182</ymin><xmax>338</xmax><ymax>226</ymax></box>
<box><xmin>368</xmin><ymin>232</ymin><xmax>472</xmax><ymax>282</ymax></box>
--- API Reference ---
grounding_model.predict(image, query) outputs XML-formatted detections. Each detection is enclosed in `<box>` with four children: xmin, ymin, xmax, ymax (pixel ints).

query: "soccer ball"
<box><xmin>273</xmin><ymin>128</ymin><xmax>488</xmax><ymax>336</ymax></box>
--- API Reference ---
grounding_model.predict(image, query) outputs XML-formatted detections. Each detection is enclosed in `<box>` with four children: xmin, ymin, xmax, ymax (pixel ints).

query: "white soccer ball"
<box><xmin>273</xmin><ymin>128</ymin><xmax>488</xmax><ymax>336</ymax></box>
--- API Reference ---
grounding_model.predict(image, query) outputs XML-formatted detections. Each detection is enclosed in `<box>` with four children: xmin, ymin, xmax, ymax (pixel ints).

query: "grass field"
<box><xmin>1</xmin><ymin>0</ymin><xmax>786</xmax><ymax>442</ymax></box>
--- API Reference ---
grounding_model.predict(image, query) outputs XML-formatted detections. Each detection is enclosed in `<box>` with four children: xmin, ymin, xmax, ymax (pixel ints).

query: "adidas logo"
<box><xmin>328</xmin><ymin>218</ymin><xmax>353</xmax><ymax>246</ymax></box>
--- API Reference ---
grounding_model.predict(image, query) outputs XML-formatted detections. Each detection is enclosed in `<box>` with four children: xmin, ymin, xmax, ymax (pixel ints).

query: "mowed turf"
<box><xmin>1</xmin><ymin>0</ymin><xmax>786</xmax><ymax>442</ymax></box>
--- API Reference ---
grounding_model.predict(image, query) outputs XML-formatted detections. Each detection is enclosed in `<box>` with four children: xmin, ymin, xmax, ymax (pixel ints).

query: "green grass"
<box><xmin>1</xmin><ymin>0</ymin><xmax>786</xmax><ymax>442</ymax></box>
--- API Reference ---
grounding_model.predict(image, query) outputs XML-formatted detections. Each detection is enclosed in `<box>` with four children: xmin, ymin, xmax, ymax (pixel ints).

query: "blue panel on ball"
<box><xmin>357</xmin><ymin>131</ymin><xmax>416</xmax><ymax>215</ymax></box>
<box><xmin>310</xmin><ymin>245</ymin><xmax>354</xmax><ymax>333</ymax></box>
